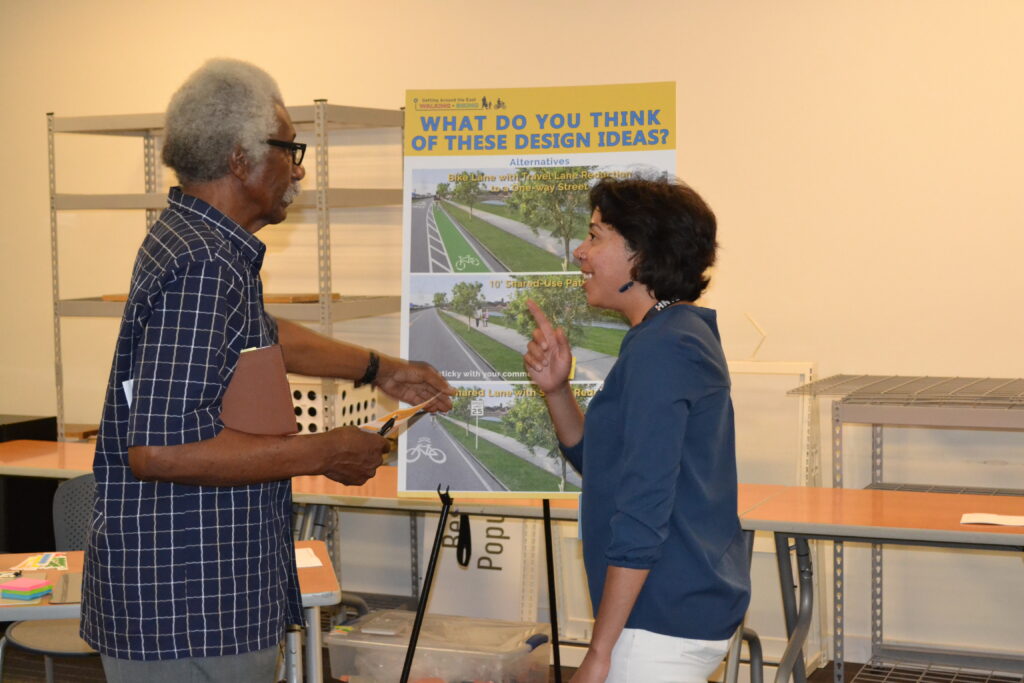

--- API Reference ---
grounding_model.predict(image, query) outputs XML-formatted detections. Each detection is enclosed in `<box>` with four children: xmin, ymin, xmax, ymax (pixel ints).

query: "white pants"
<box><xmin>606</xmin><ymin>628</ymin><xmax>730</xmax><ymax>683</ymax></box>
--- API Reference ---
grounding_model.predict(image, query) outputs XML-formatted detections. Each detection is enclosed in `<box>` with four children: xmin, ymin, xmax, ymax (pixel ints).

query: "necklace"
<box><xmin>642</xmin><ymin>298</ymin><xmax>682</xmax><ymax>322</ymax></box>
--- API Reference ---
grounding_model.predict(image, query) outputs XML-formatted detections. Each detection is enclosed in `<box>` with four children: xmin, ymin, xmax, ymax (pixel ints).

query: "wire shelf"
<box><xmin>788</xmin><ymin>375</ymin><xmax>1024</xmax><ymax>408</ymax></box>
<box><xmin>864</xmin><ymin>482</ymin><xmax>1024</xmax><ymax>497</ymax></box>
<box><xmin>851</xmin><ymin>660</ymin><xmax>1023</xmax><ymax>683</ymax></box>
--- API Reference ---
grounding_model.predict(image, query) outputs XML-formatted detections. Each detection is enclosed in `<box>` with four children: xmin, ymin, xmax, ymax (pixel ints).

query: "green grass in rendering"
<box><xmin>444</xmin><ymin>203</ymin><xmax>567</xmax><ymax>272</ymax></box>
<box><xmin>439</xmin><ymin>311</ymin><xmax>524</xmax><ymax>379</ymax></box>
<box><xmin>439</xmin><ymin>417</ymin><xmax>580</xmax><ymax>492</ymax></box>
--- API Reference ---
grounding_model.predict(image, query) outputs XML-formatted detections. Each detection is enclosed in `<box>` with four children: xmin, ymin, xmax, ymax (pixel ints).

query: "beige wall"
<box><xmin>4</xmin><ymin>0</ymin><xmax>1023</xmax><ymax>418</ymax></box>
<box><xmin>2</xmin><ymin>0</ymin><xmax>1023</xmax><ymax>663</ymax></box>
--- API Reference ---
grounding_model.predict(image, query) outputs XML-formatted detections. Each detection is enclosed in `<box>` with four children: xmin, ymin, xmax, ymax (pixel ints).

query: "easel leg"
<box><xmin>543</xmin><ymin>499</ymin><xmax>562</xmax><ymax>683</ymax></box>
<box><xmin>400</xmin><ymin>486</ymin><xmax>453</xmax><ymax>683</ymax></box>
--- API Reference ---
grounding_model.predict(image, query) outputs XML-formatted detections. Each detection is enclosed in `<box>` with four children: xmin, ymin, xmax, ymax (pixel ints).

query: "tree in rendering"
<box><xmin>501</xmin><ymin>275</ymin><xmax>590</xmax><ymax>347</ymax></box>
<box><xmin>502</xmin><ymin>390</ymin><xmax>590</xmax><ymax>490</ymax></box>
<box><xmin>507</xmin><ymin>166</ymin><xmax>594</xmax><ymax>269</ymax></box>
<box><xmin>449</xmin><ymin>281</ymin><xmax>485</xmax><ymax>320</ymax></box>
<box><xmin>452</xmin><ymin>174</ymin><xmax>483</xmax><ymax>217</ymax></box>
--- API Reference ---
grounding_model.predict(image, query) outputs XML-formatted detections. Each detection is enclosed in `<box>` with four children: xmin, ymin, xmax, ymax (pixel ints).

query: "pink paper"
<box><xmin>0</xmin><ymin>577</ymin><xmax>51</xmax><ymax>591</ymax></box>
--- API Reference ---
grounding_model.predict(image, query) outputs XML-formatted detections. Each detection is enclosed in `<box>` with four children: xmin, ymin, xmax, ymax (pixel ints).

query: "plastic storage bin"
<box><xmin>325</xmin><ymin>609</ymin><xmax>551</xmax><ymax>682</ymax></box>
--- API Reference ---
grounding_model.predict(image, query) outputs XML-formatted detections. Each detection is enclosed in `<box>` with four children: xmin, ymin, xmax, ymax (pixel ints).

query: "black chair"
<box><xmin>0</xmin><ymin>473</ymin><xmax>97</xmax><ymax>682</ymax></box>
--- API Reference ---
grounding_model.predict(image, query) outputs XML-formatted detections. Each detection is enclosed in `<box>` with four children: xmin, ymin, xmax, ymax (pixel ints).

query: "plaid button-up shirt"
<box><xmin>82</xmin><ymin>187</ymin><xmax>302</xmax><ymax>660</ymax></box>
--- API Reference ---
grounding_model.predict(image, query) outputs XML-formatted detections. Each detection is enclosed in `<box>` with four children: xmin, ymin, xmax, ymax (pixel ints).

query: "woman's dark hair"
<box><xmin>589</xmin><ymin>175</ymin><xmax>717</xmax><ymax>302</ymax></box>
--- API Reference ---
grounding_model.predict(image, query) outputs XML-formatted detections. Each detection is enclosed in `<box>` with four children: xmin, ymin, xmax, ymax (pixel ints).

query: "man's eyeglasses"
<box><xmin>265</xmin><ymin>139</ymin><xmax>306</xmax><ymax>166</ymax></box>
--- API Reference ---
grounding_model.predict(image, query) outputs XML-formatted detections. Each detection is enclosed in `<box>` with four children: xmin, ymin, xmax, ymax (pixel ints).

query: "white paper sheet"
<box><xmin>960</xmin><ymin>512</ymin><xmax>1024</xmax><ymax>527</ymax></box>
<box><xmin>294</xmin><ymin>547</ymin><xmax>322</xmax><ymax>568</ymax></box>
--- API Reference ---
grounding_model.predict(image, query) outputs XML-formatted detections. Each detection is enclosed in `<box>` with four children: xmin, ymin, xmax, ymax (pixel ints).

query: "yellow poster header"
<box><xmin>404</xmin><ymin>82</ymin><xmax>675</xmax><ymax>156</ymax></box>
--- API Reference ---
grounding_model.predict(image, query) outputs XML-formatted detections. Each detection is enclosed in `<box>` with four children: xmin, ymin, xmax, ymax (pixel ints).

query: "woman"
<box><xmin>524</xmin><ymin>176</ymin><xmax>750</xmax><ymax>682</ymax></box>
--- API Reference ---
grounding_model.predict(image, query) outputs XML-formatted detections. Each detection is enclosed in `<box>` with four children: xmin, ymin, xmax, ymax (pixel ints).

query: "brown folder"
<box><xmin>220</xmin><ymin>344</ymin><xmax>298</xmax><ymax>436</ymax></box>
<box><xmin>50</xmin><ymin>572</ymin><xmax>83</xmax><ymax>604</ymax></box>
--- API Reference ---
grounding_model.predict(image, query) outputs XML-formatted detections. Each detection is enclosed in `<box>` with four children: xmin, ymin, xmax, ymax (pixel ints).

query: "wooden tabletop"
<box><xmin>0</xmin><ymin>440</ymin><xmax>582</xmax><ymax>520</ymax></box>
<box><xmin>295</xmin><ymin>540</ymin><xmax>341</xmax><ymax>606</ymax></box>
<box><xmin>0</xmin><ymin>438</ymin><xmax>782</xmax><ymax>522</ymax></box>
<box><xmin>741</xmin><ymin>486</ymin><xmax>1024</xmax><ymax>546</ymax></box>
<box><xmin>293</xmin><ymin>467</ymin><xmax>580</xmax><ymax>519</ymax></box>
<box><xmin>0</xmin><ymin>540</ymin><xmax>337</xmax><ymax>620</ymax></box>
<box><xmin>0</xmin><ymin>550</ymin><xmax>86</xmax><ymax>619</ymax></box>
<box><xmin>0</xmin><ymin>440</ymin><xmax>93</xmax><ymax>478</ymax></box>
<box><xmin>6</xmin><ymin>440</ymin><xmax>1020</xmax><ymax>543</ymax></box>
<box><xmin>737</xmin><ymin>483</ymin><xmax>788</xmax><ymax>516</ymax></box>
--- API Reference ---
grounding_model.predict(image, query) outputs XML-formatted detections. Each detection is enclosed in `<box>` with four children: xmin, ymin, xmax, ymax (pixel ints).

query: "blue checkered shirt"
<box><xmin>82</xmin><ymin>187</ymin><xmax>303</xmax><ymax>660</ymax></box>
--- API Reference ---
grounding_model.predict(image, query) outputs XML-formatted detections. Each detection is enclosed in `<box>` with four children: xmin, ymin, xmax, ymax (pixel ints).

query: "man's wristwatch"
<box><xmin>355</xmin><ymin>351</ymin><xmax>380</xmax><ymax>387</ymax></box>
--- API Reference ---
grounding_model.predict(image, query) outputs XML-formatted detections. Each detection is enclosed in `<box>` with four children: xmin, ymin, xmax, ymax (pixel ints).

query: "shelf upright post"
<box><xmin>797</xmin><ymin>367</ymin><xmax>830</xmax><ymax>671</ymax></box>
<box><xmin>144</xmin><ymin>130</ymin><xmax>159</xmax><ymax>228</ymax></box>
<box><xmin>47</xmin><ymin>113</ymin><xmax>67</xmax><ymax>441</ymax></box>
<box><xmin>798</xmin><ymin>368</ymin><xmax>820</xmax><ymax>487</ymax></box>
<box><xmin>831</xmin><ymin>400</ymin><xmax>845</xmax><ymax>682</ymax></box>
<box><xmin>314</xmin><ymin>99</ymin><xmax>337</xmax><ymax>432</ymax></box>
<box><xmin>870</xmin><ymin>424</ymin><xmax>884</xmax><ymax>659</ymax></box>
<box><xmin>832</xmin><ymin>401</ymin><xmax>843</xmax><ymax>489</ymax></box>
<box><xmin>870</xmin><ymin>424</ymin><xmax>884</xmax><ymax>486</ymax></box>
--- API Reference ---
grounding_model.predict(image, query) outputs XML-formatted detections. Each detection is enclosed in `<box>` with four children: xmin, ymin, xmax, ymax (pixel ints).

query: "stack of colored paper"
<box><xmin>0</xmin><ymin>577</ymin><xmax>54</xmax><ymax>600</ymax></box>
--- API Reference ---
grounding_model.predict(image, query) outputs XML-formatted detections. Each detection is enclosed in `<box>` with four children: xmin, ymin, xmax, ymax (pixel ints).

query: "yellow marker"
<box><xmin>568</xmin><ymin>355</ymin><xmax>577</xmax><ymax>380</ymax></box>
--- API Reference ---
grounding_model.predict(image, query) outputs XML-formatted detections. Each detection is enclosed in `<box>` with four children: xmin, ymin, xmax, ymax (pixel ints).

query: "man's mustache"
<box><xmin>282</xmin><ymin>181</ymin><xmax>301</xmax><ymax>205</ymax></box>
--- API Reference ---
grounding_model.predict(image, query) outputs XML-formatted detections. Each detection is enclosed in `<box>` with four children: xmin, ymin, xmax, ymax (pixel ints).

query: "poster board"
<box><xmin>400</xmin><ymin>82</ymin><xmax>676</xmax><ymax>497</ymax></box>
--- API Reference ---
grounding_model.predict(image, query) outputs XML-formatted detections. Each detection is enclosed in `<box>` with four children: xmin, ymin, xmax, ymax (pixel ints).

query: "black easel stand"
<box><xmin>400</xmin><ymin>488</ymin><xmax>563</xmax><ymax>683</ymax></box>
<box><xmin>543</xmin><ymin>499</ymin><xmax>563</xmax><ymax>683</ymax></box>
<box><xmin>400</xmin><ymin>485</ymin><xmax>453</xmax><ymax>683</ymax></box>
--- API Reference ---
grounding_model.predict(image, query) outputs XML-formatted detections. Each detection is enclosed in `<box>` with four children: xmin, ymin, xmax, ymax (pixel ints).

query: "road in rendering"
<box><xmin>410</xmin><ymin>200</ymin><xmax>448</xmax><ymax>272</ymax></box>
<box><xmin>410</xmin><ymin>200</ymin><xmax>506</xmax><ymax>272</ymax></box>
<box><xmin>403</xmin><ymin>415</ymin><xmax>506</xmax><ymax>492</ymax></box>
<box><xmin>409</xmin><ymin>307</ymin><xmax>501</xmax><ymax>381</ymax></box>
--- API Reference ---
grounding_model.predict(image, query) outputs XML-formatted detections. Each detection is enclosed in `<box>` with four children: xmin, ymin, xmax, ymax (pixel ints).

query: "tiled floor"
<box><xmin>1</xmin><ymin>645</ymin><xmax>105</xmax><ymax>683</ymax></box>
<box><xmin>1</xmin><ymin>645</ymin><xmax>573</xmax><ymax>682</ymax></box>
<box><xmin>0</xmin><ymin>645</ymin><xmax>896</xmax><ymax>683</ymax></box>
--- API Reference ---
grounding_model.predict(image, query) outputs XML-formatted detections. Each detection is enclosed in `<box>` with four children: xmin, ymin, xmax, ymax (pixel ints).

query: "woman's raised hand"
<box><xmin>523</xmin><ymin>299</ymin><xmax>573</xmax><ymax>393</ymax></box>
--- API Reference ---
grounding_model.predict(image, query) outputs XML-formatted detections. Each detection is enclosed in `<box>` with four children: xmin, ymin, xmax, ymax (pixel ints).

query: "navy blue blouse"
<box><xmin>561</xmin><ymin>304</ymin><xmax>750</xmax><ymax>640</ymax></box>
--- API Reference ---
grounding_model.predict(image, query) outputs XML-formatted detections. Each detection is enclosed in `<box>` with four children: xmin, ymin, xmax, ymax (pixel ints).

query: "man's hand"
<box><xmin>129</xmin><ymin>425</ymin><xmax>390</xmax><ymax>487</ymax></box>
<box><xmin>276</xmin><ymin>319</ymin><xmax>455</xmax><ymax>412</ymax></box>
<box><xmin>318</xmin><ymin>426</ymin><xmax>391</xmax><ymax>485</ymax></box>
<box><xmin>375</xmin><ymin>357</ymin><xmax>455</xmax><ymax>412</ymax></box>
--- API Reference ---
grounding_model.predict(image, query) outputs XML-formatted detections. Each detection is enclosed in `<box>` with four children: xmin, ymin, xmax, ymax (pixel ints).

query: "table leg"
<box><xmin>773</xmin><ymin>533</ymin><xmax>811</xmax><ymax>683</ymax></box>
<box><xmin>305</xmin><ymin>606</ymin><xmax>323</xmax><ymax>682</ymax></box>
<box><xmin>284</xmin><ymin>624</ymin><xmax>303</xmax><ymax>683</ymax></box>
<box><xmin>725</xmin><ymin>530</ymin><xmax>758</xmax><ymax>683</ymax></box>
<box><xmin>298</xmin><ymin>504</ymin><xmax>328</xmax><ymax>540</ymax></box>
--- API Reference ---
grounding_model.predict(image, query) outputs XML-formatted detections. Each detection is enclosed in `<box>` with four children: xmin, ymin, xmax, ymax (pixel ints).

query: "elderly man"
<box><xmin>81</xmin><ymin>58</ymin><xmax>452</xmax><ymax>681</ymax></box>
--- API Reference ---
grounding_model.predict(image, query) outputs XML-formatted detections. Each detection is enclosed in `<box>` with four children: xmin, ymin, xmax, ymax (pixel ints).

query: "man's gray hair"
<box><xmin>162</xmin><ymin>58</ymin><xmax>284</xmax><ymax>185</ymax></box>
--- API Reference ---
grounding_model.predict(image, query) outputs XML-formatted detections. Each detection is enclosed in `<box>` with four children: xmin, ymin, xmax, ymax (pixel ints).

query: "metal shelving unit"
<box><xmin>788</xmin><ymin>374</ymin><xmax>1024</xmax><ymax>682</ymax></box>
<box><xmin>47</xmin><ymin>101</ymin><xmax>403</xmax><ymax>440</ymax></box>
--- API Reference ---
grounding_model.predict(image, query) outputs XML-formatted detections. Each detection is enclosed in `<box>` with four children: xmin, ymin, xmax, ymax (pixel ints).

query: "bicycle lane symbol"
<box><xmin>453</xmin><ymin>254</ymin><xmax>481</xmax><ymax>271</ymax></box>
<box><xmin>406</xmin><ymin>436</ymin><xmax>447</xmax><ymax>464</ymax></box>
